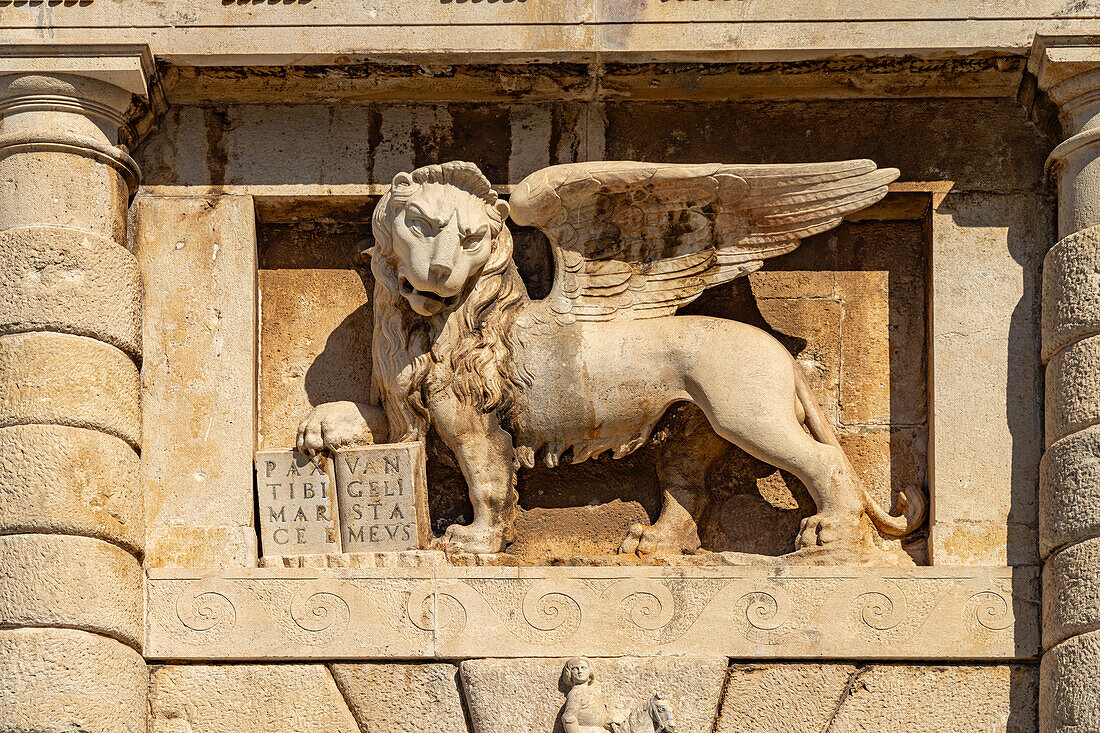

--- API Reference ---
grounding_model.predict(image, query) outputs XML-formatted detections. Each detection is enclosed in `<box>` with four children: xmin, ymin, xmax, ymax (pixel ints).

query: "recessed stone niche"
<box><xmin>256</xmin><ymin>199</ymin><xmax>928</xmax><ymax>563</ymax></box>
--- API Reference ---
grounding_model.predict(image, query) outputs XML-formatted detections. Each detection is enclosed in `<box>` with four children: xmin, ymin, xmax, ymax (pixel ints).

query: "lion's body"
<box><xmin>505</xmin><ymin>307</ymin><xmax>802</xmax><ymax>470</ymax></box>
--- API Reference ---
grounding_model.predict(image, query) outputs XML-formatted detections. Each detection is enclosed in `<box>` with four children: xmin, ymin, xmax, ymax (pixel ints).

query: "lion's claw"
<box><xmin>296</xmin><ymin>401</ymin><xmax>374</xmax><ymax>455</ymax></box>
<box><xmin>796</xmin><ymin>512</ymin><xmax>860</xmax><ymax>548</ymax></box>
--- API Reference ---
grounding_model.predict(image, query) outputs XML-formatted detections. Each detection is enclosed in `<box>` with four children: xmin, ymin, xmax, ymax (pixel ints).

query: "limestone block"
<box><xmin>1046</xmin><ymin>334</ymin><xmax>1100</xmax><ymax>447</ymax></box>
<box><xmin>827</xmin><ymin>664</ymin><xmax>1037</xmax><ymax>732</ymax></box>
<box><xmin>330</xmin><ymin>663</ymin><xmax>468</xmax><ymax>733</ymax></box>
<box><xmin>0</xmin><ymin>332</ymin><xmax>140</xmax><ymax>448</ymax></box>
<box><xmin>149</xmin><ymin>664</ymin><xmax>358</xmax><ymax>733</ymax></box>
<box><xmin>0</xmin><ymin>533</ymin><xmax>142</xmax><ymax>648</ymax></box>
<box><xmin>716</xmin><ymin>663</ymin><xmax>856</xmax><ymax>732</ymax></box>
<box><xmin>1043</xmin><ymin>224</ymin><xmax>1100</xmax><ymax>362</ymax></box>
<box><xmin>928</xmin><ymin>193</ymin><xmax>1045</xmax><ymax>561</ymax></box>
<box><xmin>0</xmin><ymin>424</ymin><xmax>143</xmax><ymax>553</ymax></box>
<box><xmin>928</xmin><ymin>521</ymin><xmax>1037</xmax><ymax>567</ymax></box>
<box><xmin>1039</xmin><ymin>424</ymin><xmax>1100</xmax><ymax>558</ymax></box>
<box><xmin>0</xmin><ymin>151</ymin><xmax>128</xmax><ymax>241</ymax></box>
<box><xmin>144</xmin><ymin>525</ymin><xmax>258</xmax><ymax>569</ymax></box>
<box><xmin>0</xmin><ymin>627</ymin><xmax>146</xmax><ymax>733</ymax></box>
<box><xmin>1043</xmin><ymin>537</ymin><xmax>1100</xmax><ymax>649</ymax></box>
<box><xmin>460</xmin><ymin>657</ymin><xmax>727</xmax><ymax>733</ymax></box>
<box><xmin>1041</xmin><ymin>631</ymin><xmax>1100</xmax><ymax>733</ymax></box>
<box><xmin>134</xmin><ymin>195</ymin><xmax>257</xmax><ymax>536</ymax></box>
<box><xmin>0</xmin><ymin>227</ymin><xmax>140</xmax><ymax>358</ymax></box>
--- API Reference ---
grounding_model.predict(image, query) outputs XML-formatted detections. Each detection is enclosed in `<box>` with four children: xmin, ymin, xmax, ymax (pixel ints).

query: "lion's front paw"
<box><xmin>796</xmin><ymin>511</ymin><xmax>863</xmax><ymax>548</ymax></box>
<box><xmin>618</xmin><ymin>520</ymin><xmax>701</xmax><ymax>557</ymax></box>
<box><xmin>441</xmin><ymin>522</ymin><xmax>506</xmax><ymax>555</ymax></box>
<box><xmin>296</xmin><ymin>401</ymin><xmax>375</xmax><ymax>455</ymax></box>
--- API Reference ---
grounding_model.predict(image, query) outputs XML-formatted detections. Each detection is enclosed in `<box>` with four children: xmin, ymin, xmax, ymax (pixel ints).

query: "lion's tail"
<box><xmin>794</xmin><ymin>366</ymin><xmax>926</xmax><ymax>537</ymax></box>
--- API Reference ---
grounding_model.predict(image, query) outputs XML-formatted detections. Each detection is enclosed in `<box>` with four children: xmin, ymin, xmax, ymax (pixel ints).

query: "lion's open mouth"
<box><xmin>399</xmin><ymin>276</ymin><xmax>458</xmax><ymax>308</ymax></box>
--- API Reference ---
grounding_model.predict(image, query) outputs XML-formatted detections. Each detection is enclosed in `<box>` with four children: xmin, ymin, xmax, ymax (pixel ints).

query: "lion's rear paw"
<box><xmin>796</xmin><ymin>512</ymin><xmax>862</xmax><ymax>549</ymax></box>
<box><xmin>442</xmin><ymin>523</ymin><xmax>506</xmax><ymax>555</ymax></box>
<box><xmin>618</xmin><ymin>520</ymin><xmax>701</xmax><ymax>557</ymax></box>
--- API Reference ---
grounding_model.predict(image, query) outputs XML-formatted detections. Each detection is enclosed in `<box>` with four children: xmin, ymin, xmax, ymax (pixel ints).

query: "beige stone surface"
<box><xmin>1040</xmin><ymin>425</ymin><xmax>1100</xmax><ymax>558</ymax></box>
<box><xmin>0</xmin><ymin>151</ymin><xmax>129</xmax><ymax>241</ymax></box>
<box><xmin>1043</xmin><ymin>537</ymin><xmax>1100</xmax><ymax>649</ymax></box>
<box><xmin>0</xmin><ymin>424</ymin><xmax>143</xmax><ymax>553</ymax></box>
<box><xmin>146</xmin><ymin>566</ymin><xmax>1036</xmax><ymax>660</ymax></box>
<box><xmin>144</xmin><ymin>525</ymin><xmax>258</xmax><ymax>569</ymax></box>
<box><xmin>0</xmin><ymin>226</ymin><xmax>140</xmax><ymax>358</ymax></box>
<box><xmin>928</xmin><ymin>192</ymin><xmax>1047</xmax><ymax>565</ymax></box>
<box><xmin>0</xmin><ymin>331</ymin><xmax>140</xmax><ymax>448</ymax></box>
<box><xmin>461</xmin><ymin>657</ymin><xmax>726</xmax><ymax>733</ymax></box>
<box><xmin>1042</xmin><ymin>224</ymin><xmax>1100</xmax><ymax>362</ymax></box>
<box><xmin>134</xmin><ymin>195</ymin><xmax>257</xmax><ymax>552</ymax></box>
<box><xmin>827</xmin><ymin>664</ymin><xmax>1036</xmax><ymax>732</ymax></box>
<box><xmin>149</xmin><ymin>664</ymin><xmax>358</xmax><ymax>733</ymax></box>
<box><xmin>1046</xmin><ymin>335</ymin><xmax>1100</xmax><ymax>447</ymax></box>
<box><xmin>0</xmin><ymin>627</ymin><xmax>146</xmax><ymax>733</ymax></box>
<box><xmin>0</xmin><ymin>533</ymin><xmax>142</xmax><ymax>648</ymax></box>
<box><xmin>716</xmin><ymin>663</ymin><xmax>856</xmax><ymax>732</ymax></box>
<box><xmin>1041</xmin><ymin>630</ymin><xmax>1100</xmax><ymax>733</ymax></box>
<box><xmin>930</xmin><ymin>522</ymin><xmax>1038</xmax><ymax>568</ymax></box>
<box><xmin>330</xmin><ymin>662</ymin><xmax>468</xmax><ymax>733</ymax></box>
<box><xmin>259</xmin><ymin>267</ymin><xmax>372</xmax><ymax>451</ymax></box>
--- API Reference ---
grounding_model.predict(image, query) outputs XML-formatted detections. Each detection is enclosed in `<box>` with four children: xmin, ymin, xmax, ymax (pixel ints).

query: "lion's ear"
<box><xmin>494</xmin><ymin>199</ymin><xmax>510</xmax><ymax>220</ymax></box>
<box><xmin>392</xmin><ymin>171</ymin><xmax>414</xmax><ymax>189</ymax></box>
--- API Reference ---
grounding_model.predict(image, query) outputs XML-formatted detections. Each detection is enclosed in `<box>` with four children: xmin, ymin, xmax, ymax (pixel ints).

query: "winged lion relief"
<box><xmin>296</xmin><ymin>159</ymin><xmax>926</xmax><ymax>559</ymax></box>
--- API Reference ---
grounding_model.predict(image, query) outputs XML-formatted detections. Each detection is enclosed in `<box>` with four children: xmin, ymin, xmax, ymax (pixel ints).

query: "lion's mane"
<box><xmin>369</xmin><ymin>162</ymin><xmax>531</xmax><ymax>442</ymax></box>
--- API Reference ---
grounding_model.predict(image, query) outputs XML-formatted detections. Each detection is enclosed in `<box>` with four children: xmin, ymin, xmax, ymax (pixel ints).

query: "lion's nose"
<box><xmin>428</xmin><ymin>263</ymin><xmax>452</xmax><ymax>285</ymax></box>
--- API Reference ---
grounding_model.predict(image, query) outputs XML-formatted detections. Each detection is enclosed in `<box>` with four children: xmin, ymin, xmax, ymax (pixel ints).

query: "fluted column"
<box><xmin>0</xmin><ymin>52</ymin><xmax>151</xmax><ymax>733</ymax></box>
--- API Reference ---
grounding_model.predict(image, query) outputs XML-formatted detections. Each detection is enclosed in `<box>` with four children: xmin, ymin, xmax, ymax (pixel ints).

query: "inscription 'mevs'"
<box><xmin>255</xmin><ymin>442</ymin><xmax>429</xmax><ymax>557</ymax></box>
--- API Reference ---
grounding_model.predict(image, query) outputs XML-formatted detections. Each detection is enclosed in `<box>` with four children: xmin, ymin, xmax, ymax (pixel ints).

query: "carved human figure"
<box><xmin>297</xmin><ymin>160</ymin><xmax>926</xmax><ymax>556</ymax></box>
<box><xmin>559</xmin><ymin>657</ymin><xmax>675</xmax><ymax>733</ymax></box>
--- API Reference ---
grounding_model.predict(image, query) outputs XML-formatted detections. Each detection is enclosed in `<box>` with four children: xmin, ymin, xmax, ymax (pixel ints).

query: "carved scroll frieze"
<box><xmin>146</xmin><ymin>566</ymin><xmax>1038</xmax><ymax>661</ymax></box>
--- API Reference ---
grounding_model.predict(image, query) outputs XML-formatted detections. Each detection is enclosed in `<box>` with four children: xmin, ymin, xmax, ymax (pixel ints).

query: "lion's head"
<box><xmin>369</xmin><ymin>162</ymin><xmax>530</xmax><ymax>442</ymax></box>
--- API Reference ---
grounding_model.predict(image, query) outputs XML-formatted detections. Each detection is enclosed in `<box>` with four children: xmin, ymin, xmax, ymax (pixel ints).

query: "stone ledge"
<box><xmin>146</xmin><ymin>566</ymin><xmax>1038</xmax><ymax>661</ymax></box>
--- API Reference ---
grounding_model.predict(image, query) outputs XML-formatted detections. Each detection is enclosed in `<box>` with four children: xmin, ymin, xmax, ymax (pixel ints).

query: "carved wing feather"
<box><xmin>509</xmin><ymin>160</ymin><xmax>899</xmax><ymax>321</ymax></box>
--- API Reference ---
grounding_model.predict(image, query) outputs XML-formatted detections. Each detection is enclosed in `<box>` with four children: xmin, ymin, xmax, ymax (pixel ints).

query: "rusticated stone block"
<box><xmin>0</xmin><ymin>151</ymin><xmax>129</xmax><ymax>242</ymax></box>
<box><xmin>715</xmin><ymin>663</ymin><xmax>856</xmax><ymax>732</ymax></box>
<box><xmin>0</xmin><ymin>424</ymin><xmax>143</xmax><ymax>553</ymax></box>
<box><xmin>331</xmin><ymin>663</ymin><xmax>468</xmax><ymax>733</ymax></box>
<box><xmin>1039</xmin><ymin>425</ymin><xmax>1100</xmax><ymax>558</ymax></box>
<box><xmin>1041</xmin><ymin>630</ymin><xmax>1100</xmax><ymax>733</ymax></box>
<box><xmin>1043</xmin><ymin>537</ymin><xmax>1100</xmax><ymax>649</ymax></box>
<box><xmin>149</xmin><ymin>664</ymin><xmax>358</xmax><ymax>733</ymax></box>
<box><xmin>1043</xmin><ymin>225</ymin><xmax>1100</xmax><ymax>363</ymax></box>
<box><xmin>0</xmin><ymin>332</ymin><xmax>140</xmax><ymax>449</ymax></box>
<box><xmin>460</xmin><ymin>657</ymin><xmax>726</xmax><ymax>733</ymax></box>
<box><xmin>1045</xmin><ymin>334</ymin><xmax>1100</xmax><ymax>447</ymax></box>
<box><xmin>0</xmin><ymin>627</ymin><xmax>146</xmax><ymax>733</ymax></box>
<box><xmin>716</xmin><ymin>663</ymin><xmax>1036</xmax><ymax>732</ymax></box>
<box><xmin>0</xmin><ymin>227</ymin><xmax>140</xmax><ymax>358</ymax></box>
<box><xmin>831</xmin><ymin>664</ymin><xmax>1036</xmax><ymax>732</ymax></box>
<box><xmin>0</xmin><ymin>534</ymin><xmax>142</xmax><ymax>648</ymax></box>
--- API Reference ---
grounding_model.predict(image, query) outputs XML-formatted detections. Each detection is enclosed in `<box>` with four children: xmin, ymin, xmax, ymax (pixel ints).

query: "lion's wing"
<box><xmin>508</xmin><ymin>160</ymin><xmax>899</xmax><ymax>322</ymax></box>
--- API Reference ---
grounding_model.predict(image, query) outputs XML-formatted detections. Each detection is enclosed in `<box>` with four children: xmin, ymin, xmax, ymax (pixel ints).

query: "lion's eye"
<box><xmin>406</xmin><ymin>214</ymin><xmax>434</xmax><ymax>236</ymax></box>
<box><xmin>461</xmin><ymin>234</ymin><xmax>484</xmax><ymax>251</ymax></box>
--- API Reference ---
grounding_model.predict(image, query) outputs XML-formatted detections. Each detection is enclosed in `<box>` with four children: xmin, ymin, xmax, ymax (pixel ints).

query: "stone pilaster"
<box><xmin>1031</xmin><ymin>36</ymin><xmax>1100</xmax><ymax>733</ymax></box>
<box><xmin>0</xmin><ymin>50</ymin><xmax>152</xmax><ymax>733</ymax></box>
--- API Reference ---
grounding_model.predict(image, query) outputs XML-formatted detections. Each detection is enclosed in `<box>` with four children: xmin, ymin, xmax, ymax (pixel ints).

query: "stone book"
<box><xmin>254</xmin><ymin>442</ymin><xmax>429</xmax><ymax>557</ymax></box>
